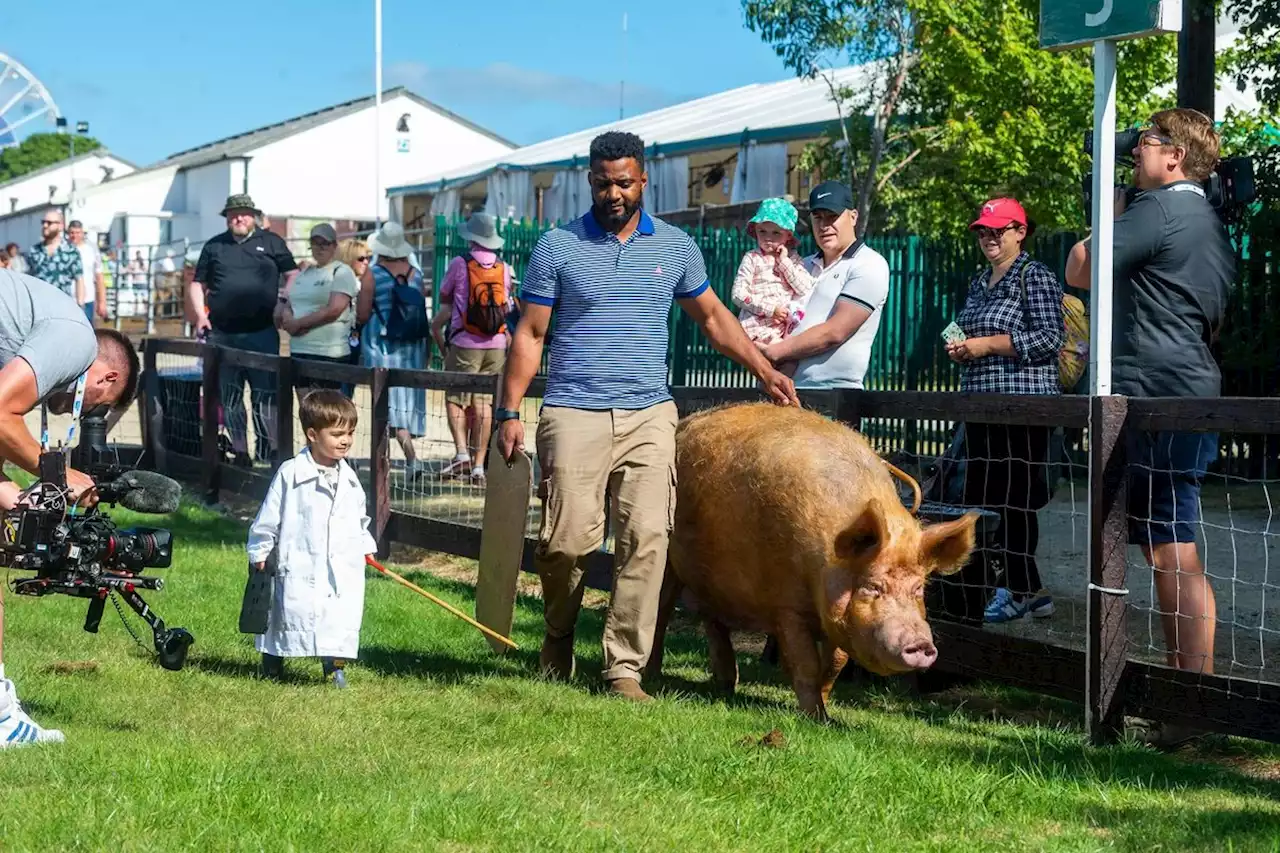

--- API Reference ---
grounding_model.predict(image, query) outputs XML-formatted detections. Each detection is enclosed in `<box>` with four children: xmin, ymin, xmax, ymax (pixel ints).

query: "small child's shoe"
<box><xmin>261</xmin><ymin>653</ymin><xmax>285</xmax><ymax>681</ymax></box>
<box><xmin>321</xmin><ymin>657</ymin><xmax>347</xmax><ymax>689</ymax></box>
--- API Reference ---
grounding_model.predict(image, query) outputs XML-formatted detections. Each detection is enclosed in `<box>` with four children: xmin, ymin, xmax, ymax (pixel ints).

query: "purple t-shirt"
<box><xmin>440</xmin><ymin>247</ymin><xmax>510</xmax><ymax>349</ymax></box>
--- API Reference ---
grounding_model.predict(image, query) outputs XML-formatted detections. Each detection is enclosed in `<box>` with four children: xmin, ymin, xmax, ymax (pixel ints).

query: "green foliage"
<box><xmin>0</xmin><ymin>132</ymin><xmax>103</xmax><ymax>184</ymax></box>
<box><xmin>741</xmin><ymin>0</ymin><xmax>1178</xmax><ymax>238</ymax></box>
<box><xmin>1222</xmin><ymin>0</ymin><xmax>1280</xmax><ymax>116</ymax></box>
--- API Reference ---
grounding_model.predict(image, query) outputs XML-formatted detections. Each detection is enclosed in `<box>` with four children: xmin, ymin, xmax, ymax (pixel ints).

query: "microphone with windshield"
<box><xmin>71</xmin><ymin>405</ymin><xmax>182</xmax><ymax>514</ymax></box>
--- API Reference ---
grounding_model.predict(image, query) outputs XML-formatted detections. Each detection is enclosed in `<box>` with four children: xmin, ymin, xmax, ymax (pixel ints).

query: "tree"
<box><xmin>0</xmin><ymin>132</ymin><xmax>104</xmax><ymax>184</ymax></box>
<box><xmin>742</xmin><ymin>0</ymin><xmax>1178</xmax><ymax>237</ymax></box>
<box><xmin>1222</xmin><ymin>0</ymin><xmax>1280</xmax><ymax>116</ymax></box>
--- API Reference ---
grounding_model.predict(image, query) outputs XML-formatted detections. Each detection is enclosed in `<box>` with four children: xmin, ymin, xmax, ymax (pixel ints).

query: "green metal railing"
<box><xmin>431</xmin><ymin>214</ymin><xmax>1084</xmax><ymax>456</ymax></box>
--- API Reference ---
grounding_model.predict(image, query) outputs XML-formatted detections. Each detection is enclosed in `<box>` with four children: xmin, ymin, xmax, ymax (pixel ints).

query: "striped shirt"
<box><xmin>521</xmin><ymin>209</ymin><xmax>710</xmax><ymax>409</ymax></box>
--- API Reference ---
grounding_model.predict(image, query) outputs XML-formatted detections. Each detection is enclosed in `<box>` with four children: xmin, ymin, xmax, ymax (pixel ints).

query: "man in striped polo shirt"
<box><xmin>496</xmin><ymin>131</ymin><xmax>798</xmax><ymax>701</ymax></box>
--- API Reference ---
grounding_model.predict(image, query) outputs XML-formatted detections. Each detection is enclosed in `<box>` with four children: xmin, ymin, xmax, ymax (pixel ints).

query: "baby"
<box><xmin>731</xmin><ymin>197</ymin><xmax>816</xmax><ymax>375</ymax></box>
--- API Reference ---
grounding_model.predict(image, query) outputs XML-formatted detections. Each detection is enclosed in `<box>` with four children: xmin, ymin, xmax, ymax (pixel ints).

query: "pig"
<box><xmin>646</xmin><ymin>401</ymin><xmax>979</xmax><ymax>721</ymax></box>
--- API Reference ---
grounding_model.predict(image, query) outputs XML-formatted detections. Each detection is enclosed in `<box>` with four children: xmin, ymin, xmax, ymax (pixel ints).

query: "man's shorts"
<box><xmin>1127</xmin><ymin>430</ymin><xmax>1218</xmax><ymax>547</ymax></box>
<box><xmin>444</xmin><ymin>344</ymin><xmax>506</xmax><ymax>407</ymax></box>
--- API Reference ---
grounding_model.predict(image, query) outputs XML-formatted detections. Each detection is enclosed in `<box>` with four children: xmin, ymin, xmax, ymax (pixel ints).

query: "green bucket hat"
<box><xmin>747</xmin><ymin>197</ymin><xmax>799</xmax><ymax>238</ymax></box>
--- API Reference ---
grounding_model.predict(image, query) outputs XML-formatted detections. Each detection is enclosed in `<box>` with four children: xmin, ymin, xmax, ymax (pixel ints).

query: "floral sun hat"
<box><xmin>747</xmin><ymin>197</ymin><xmax>800</xmax><ymax>246</ymax></box>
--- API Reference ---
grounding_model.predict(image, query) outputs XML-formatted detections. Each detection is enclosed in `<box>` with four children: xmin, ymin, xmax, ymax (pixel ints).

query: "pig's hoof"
<box><xmin>713</xmin><ymin>677</ymin><xmax>738</xmax><ymax>695</ymax></box>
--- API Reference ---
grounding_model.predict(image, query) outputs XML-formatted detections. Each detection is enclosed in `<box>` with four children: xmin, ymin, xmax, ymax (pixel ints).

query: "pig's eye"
<box><xmin>858</xmin><ymin>583</ymin><xmax>884</xmax><ymax>598</ymax></box>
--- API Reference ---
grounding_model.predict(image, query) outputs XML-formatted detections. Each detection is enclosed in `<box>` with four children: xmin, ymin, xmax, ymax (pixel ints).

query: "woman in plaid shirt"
<box><xmin>945</xmin><ymin>198</ymin><xmax>1065</xmax><ymax>624</ymax></box>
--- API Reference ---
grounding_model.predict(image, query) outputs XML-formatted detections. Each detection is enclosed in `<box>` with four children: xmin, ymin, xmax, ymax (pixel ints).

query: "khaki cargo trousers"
<box><xmin>533</xmin><ymin>401</ymin><xmax>678</xmax><ymax>683</ymax></box>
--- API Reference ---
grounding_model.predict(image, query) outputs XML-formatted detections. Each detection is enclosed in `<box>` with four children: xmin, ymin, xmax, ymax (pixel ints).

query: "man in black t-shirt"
<box><xmin>187</xmin><ymin>194</ymin><xmax>298</xmax><ymax>466</ymax></box>
<box><xmin>1066</xmin><ymin>108</ymin><xmax>1236</xmax><ymax>744</ymax></box>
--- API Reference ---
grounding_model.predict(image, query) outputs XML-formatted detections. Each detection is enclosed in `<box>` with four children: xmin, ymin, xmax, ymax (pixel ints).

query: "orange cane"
<box><xmin>365</xmin><ymin>556</ymin><xmax>520</xmax><ymax>650</ymax></box>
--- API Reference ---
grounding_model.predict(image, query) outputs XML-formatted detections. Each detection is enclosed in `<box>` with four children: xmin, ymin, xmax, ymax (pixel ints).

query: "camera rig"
<box><xmin>0</xmin><ymin>407</ymin><xmax>193</xmax><ymax>671</ymax></box>
<box><xmin>1084</xmin><ymin>127</ymin><xmax>1257</xmax><ymax>226</ymax></box>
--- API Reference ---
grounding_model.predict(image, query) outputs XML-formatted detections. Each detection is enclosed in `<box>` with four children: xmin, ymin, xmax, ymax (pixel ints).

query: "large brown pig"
<box><xmin>647</xmin><ymin>402</ymin><xmax>979</xmax><ymax>721</ymax></box>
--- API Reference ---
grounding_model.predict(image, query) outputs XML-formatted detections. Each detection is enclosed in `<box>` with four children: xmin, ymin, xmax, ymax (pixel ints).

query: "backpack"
<box><xmin>461</xmin><ymin>253</ymin><xmax>510</xmax><ymax>337</ymax></box>
<box><xmin>1017</xmin><ymin>263</ymin><xmax>1090</xmax><ymax>394</ymax></box>
<box><xmin>373</xmin><ymin>265</ymin><xmax>429</xmax><ymax>342</ymax></box>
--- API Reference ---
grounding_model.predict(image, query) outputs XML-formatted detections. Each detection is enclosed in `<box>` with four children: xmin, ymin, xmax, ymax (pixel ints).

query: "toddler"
<box><xmin>247</xmin><ymin>389</ymin><xmax>378</xmax><ymax>687</ymax></box>
<box><xmin>731</xmin><ymin>197</ymin><xmax>816</xmax><ymax>374</ymax></box>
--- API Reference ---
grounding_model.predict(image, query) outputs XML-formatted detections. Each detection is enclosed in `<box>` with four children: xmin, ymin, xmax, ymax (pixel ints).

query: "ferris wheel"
<box><xmin>0</xmin><ymin>53</ymin><xmax>60</xmax><ymax>150</ymax></box>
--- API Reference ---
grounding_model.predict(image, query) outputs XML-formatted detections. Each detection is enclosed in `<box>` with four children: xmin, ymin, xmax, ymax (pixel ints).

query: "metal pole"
<box><xmin>1089</xmin><ymin>39</ymin><xmax>1117</xmax><ymax>397</ymax></box>
<box><xmin>374</xmin><ymin>0</ymin><xmax>383</xmax><ymax>227</ymax></box>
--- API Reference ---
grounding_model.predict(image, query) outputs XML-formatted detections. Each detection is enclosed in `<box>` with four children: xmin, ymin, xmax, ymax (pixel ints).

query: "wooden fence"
<box><xmin>140</xmin><ymin>337</ymin><xmax>1280</xmax><ymax>746</ymax></box>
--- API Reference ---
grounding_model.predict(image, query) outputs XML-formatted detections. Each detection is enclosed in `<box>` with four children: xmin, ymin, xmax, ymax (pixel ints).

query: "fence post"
<box><xmin>201</xmin><ymin>344</ymin><xmax>222</xmax><ymax>505</ymax></box>
<box><xmin>275</xmin><ymin>356</ymin><xmax>294</xmax><ymax>473</ymax></box>
<box><xmin>1086</xmin><ymin>394</ymin><xmax>1129</xmax><ymax>745</ymax></box>
<box><xmin>139</xmin><ymin>338</ymin><xmax>158</xmax><ymax>471</ymax></box>
<box><xmin>369</xmin><ymin>367</ymin><xmax>391</xmax><ymax>557</ymax></box>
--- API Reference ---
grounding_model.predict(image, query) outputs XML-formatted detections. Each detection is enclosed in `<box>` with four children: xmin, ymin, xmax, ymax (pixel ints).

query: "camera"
<box><xmin>1083</xmin><ymin>127</ymin><xmax>1257</xmax><ymax>226</ymax></box>
<box><xmin>1</xmin><ymin>406</ymin><xmax>194</xmax><ymax>671</ymax></box>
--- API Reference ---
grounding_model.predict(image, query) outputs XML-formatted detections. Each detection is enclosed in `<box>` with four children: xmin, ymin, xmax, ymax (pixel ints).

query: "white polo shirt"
<box><xmin>790</xmin><ymin>240</ymin><xmax>891</xmax><ymax>389</ymax></box>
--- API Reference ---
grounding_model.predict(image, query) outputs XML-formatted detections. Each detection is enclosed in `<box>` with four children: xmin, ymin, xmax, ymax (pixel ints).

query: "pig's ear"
<box><xmin>918</xmin><ymin>512</ymin><xmax>979</xmax><ymax>576</ymax></box>
<box><xmin>834</xmin><ymin>499</ymin><xmax>887</xmax><ymax>563</ymax></box>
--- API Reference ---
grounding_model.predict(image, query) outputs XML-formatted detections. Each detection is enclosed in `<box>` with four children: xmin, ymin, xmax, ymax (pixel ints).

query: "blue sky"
<box><xmin>0</xmin><ymin>0</ymin><xmax>797</xmax><ymax>166</ymax></box>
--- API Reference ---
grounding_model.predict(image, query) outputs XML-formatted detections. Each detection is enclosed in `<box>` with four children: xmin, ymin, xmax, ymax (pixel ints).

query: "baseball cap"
<box><xmin>969</xmin><ymin>198</ymin><xmax>1027</xmax><ymax>230</ymax></box>
<box><xmin>310</xmin><ymin>223</ymin><xmax>338</xmax><ymax>243</ymax></box>
<box><xmin>808</xmin><ymin>180</ymin><xmax>855</xmax><ymax>214</ymax></box>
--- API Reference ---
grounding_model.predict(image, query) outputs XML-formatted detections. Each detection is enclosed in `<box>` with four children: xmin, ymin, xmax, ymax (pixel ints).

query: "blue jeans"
<box><xmin>1127</xmin><ymin>431</ymin><xmax>1219</xmax><ymax>546</ymax></box>
<box><xmin>211</xmin><ymin>326</ymin><xmax>280</xmax><ymax>460</ymax></box>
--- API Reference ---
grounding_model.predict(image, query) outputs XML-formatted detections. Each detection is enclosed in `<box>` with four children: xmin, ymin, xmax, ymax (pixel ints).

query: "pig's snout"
<box><xmin>899</xmin><ymin>640</ymin><xmax>937</xmax><ymax>670</ymax></box>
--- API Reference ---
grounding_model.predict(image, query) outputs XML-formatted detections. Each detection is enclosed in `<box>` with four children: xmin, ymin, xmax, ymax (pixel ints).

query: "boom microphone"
<box><xmin>96</xmin><ymin>470</ymin><xmax>182</xmax><ymax>514</ymax></box>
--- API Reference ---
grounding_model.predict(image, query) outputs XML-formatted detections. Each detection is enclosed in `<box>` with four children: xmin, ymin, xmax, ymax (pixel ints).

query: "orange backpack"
<box><xmin>461</xmin><ymin>253</ymin><xmax>510</xmax><ymax>337</ymax></box>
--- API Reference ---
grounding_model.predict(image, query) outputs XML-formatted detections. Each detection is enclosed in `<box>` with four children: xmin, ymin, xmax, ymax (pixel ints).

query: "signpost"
<box><xmin>1040</xmin><ymin>0</ymin><xmax>1182</xmax><ymax>746</ymax></box>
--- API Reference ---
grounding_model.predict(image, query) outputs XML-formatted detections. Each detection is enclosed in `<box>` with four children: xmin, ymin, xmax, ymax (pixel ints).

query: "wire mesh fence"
<box><xmin>139</xmin><ymin>338</ymin><xmax>1280</xmax><ymax>745</ymax></box>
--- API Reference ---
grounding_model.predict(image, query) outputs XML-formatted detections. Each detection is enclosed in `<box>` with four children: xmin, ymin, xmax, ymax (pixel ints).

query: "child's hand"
<box><xmin>772</xmin><ymin>306</ymin><xmax>790</xmax><ymax>322</ymax></box>
<box><xmin>253</xmin><ymin>562</ymin><xmax>266</xmax><ymax>572</ymax></box>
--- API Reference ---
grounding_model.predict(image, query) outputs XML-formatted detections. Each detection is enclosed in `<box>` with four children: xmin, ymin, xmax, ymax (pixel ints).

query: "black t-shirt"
<box><xmin>194</xmin><ymin>228</ymin><xmax>298</xmax><ymax>333</ymax></box>
<box><xmin>1111</xmin><ymin>180</ymin><xmax>1236</xmax><ymax>398</ymax></box>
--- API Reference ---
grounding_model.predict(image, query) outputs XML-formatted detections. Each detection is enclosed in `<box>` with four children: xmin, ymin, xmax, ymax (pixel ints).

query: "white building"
<box><xmin>0</xmin><ymin>87</ymin><xmax>515</xmax><ymax>263</ymax></box>
<box><xmin>0</xmin><ymin>149</ymin><xmax>137</xmax><ymax>248</ymax></box>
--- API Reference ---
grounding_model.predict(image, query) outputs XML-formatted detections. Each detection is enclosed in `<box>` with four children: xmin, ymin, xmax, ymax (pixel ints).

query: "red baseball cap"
<box><xmin>969</xmin><ymin>198</ymin><xmax>1027</xmax><ymax>230</ymax></box>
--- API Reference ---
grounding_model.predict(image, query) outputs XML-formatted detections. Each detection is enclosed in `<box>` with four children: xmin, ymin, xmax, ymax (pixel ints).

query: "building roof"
<box><xmin>155</xmin><ymin>87</ymin><xmax>518</xmax><ymax>170</ymax></box>
<box><xmin>0</xmin><ymin>148</ymin><xmax>137</xmax><ymax>192</ymax></box>
<box><xmin>386</xmin><ymin>64</ymin><xmax>876</xmax><ymax>196</ymax></box>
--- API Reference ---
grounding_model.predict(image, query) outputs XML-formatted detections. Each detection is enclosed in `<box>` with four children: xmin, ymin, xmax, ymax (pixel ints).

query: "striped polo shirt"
<box><xmin>521</xmin><ymin>209</ymin><xmax>710</xmax><ymax>410</ymax></box>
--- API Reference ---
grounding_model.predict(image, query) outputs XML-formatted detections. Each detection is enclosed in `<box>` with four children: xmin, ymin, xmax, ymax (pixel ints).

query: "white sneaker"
<box><xmin>0</xmin><ymin>679</ymin><xmax>65</xmax><ymax>747</ymax></box>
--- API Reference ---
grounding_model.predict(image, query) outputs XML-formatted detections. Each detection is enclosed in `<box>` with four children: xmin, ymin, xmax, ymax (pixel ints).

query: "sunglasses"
<box><xmin>354</xmin><ymin>255</ymin><xmax>371</xmax><ymax>262</ymax></box>
<box><xmin>975</xmin><ymin>224</ymin><xmax>1019</xmax><ymax>241</ymax></box>
<box><xmin>41</xmin><ymin>220</ymin><xmax>60</xmax><ymax>226</ymax></box>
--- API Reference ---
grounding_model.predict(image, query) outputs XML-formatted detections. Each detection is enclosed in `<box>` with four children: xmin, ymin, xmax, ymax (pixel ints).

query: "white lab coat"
<box><xmin>247</xmin><ymin>448</ymin><xmax>378</xmax><ymax>658</ymax></box>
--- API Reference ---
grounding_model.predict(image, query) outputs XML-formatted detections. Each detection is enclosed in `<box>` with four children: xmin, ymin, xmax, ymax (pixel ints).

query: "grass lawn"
<box><xmin>2</xmin><ymin>500</ymin><xmax>1280</xmax><ymax>852</ymax></box>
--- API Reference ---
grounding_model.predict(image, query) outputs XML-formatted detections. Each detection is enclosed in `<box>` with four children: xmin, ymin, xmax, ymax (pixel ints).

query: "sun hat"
<box><xmin>456</xmin><ymin>211</ymin><xmax>505</xmax><ymax>250</ymax></box>
<box><xmin>747</xmin><ymin>197</ymin><xmax>800</xmax><ymax>246</ymax></box>
<box><xmin>219</xmin><ymin>193</ymin><xmax>262</xmax><ymax>217</ymax></box>
<box><xmin>367</xmin><ymin>221</ymin><xmax>415</xmax><ymax>259</ymax></box>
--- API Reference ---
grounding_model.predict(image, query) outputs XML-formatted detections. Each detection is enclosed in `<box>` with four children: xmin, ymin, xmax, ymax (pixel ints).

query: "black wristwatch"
<box><xmin>494</xmin><ymin>407</ymin><xmax>521</xmax><ymax>422</ymax></box>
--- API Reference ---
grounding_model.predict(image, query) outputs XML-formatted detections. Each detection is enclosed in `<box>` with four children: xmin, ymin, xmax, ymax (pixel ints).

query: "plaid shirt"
<box><xmin>955</xmin><ymin>251</ymin><xmax>1064</xmax><ymax>396</ymax></box>
<box><xmin>25</xmin><ymin>239</ymin><xmax>83</xmax><ymax>298</ymax></box>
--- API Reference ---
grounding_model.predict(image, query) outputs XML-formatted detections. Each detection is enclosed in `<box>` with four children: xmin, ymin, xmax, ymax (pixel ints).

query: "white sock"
<box><xmin>454</xmin><ymin>452</ymin><xmax>470</xmax><ymax>462</ymax></box>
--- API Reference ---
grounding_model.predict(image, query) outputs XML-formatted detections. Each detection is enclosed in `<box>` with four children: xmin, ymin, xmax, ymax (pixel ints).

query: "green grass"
<box><xmin>2</xmin><ymin>501</ymin><xmax>1280</xmax><ymax>852</ymax></box>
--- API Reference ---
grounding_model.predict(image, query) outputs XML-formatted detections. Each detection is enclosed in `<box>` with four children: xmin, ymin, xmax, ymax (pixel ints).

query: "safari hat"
<box><xmin>456</xmin><ymin>211</ymin><xmax>504</xmax><ymax>251</ymax></box>
<box><xmin>368</xmin><ymin>221</ymin><xmax>415</xmax><ymax>259</ymax></box>
<box><xmin>747</xmin><ymin>197</ymin><xmax>800</xmax><ymax>246</ymax></box>
<box><xmin>219</xmin><ymin>193</ymin><xmax>262</xmax><ymax>217</ymax></box>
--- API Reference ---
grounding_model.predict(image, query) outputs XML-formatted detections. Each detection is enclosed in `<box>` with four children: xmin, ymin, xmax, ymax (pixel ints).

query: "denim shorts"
<box><xmin>1127</xmin><ymin>430</ymin><xmax>1218</xmax><ymax>546</ymax></box>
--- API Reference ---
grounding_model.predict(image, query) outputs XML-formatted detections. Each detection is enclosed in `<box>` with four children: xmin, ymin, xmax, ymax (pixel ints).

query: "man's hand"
<box><xmin>195</xmin><ymin>314</ymin><xmax>212</xmax><ymax>336</ymax></box>
<box><xmin>253</xmin><ymin>561</ymin><xmax>266</xmax><ymax>572</ymax></box>
<box><xmin>497</xmin><ymin>419</ymin><xmax>525</xmax><ymax>462</ymax></box>
<box><xmin>759</xmin><ymin>366</ymin><xmax>799</xmax><ymax>407</ymax></box>
<box><xmin>66</xmin><ymin>467</ymin><xmax>98</xmax><ymax>508</ymax></box>
<box><xmin>95</xmin><ymin>302</ymin><xmax>109</xmax><ymax>320</ymax></box>
<box><xmin>1114</xmin><ymin>186</ymin><xmax>1129</xmax><ymax>219</ymax></box>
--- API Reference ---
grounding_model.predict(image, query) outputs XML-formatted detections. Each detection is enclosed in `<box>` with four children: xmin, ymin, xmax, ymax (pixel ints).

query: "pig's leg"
<box><xmin>705</xmin><ymin>620</ymin><xmax>738</xmax><ymax>694</ymax></box>
<box><xmin>774</xmin><ymin>616</ymin><xmax>828</xmax><ymax>721</ymax></box>
<box><xmin>819</xmin><ymin>641</ymin><xmax>849</xmax><ymax>707</ymax></box>
<box><xmin>644</xmin><ymin>563</ymin><xmax>683</xmax><ymax>681</ymax></box>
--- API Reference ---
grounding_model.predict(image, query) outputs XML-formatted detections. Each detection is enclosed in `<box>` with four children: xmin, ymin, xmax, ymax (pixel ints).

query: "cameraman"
<box><xmin>1065</xmin><ymin>108</ymin><xmax>1235</xmax><ymax>746</ymax></box>
<box><xmin>0</xmin><ymin>267</ymin><xmax>140</xmax><ymax>747</ymax></box>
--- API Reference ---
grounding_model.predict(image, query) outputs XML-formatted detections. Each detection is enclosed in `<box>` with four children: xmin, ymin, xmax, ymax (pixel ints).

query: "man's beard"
<box><xmin>593</xmin><ymin>197</ymin><xmax>640</xmax><ymax>231</ymax></box>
